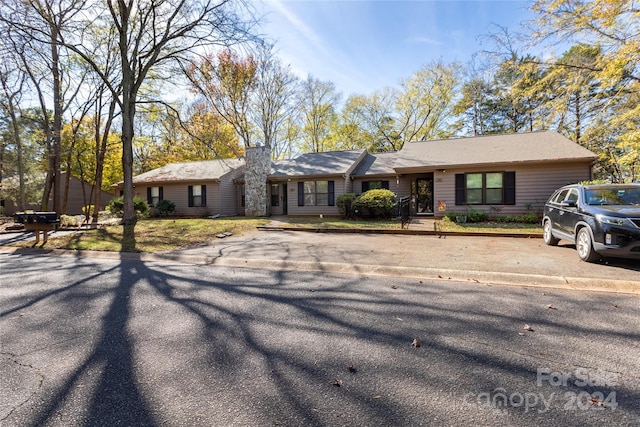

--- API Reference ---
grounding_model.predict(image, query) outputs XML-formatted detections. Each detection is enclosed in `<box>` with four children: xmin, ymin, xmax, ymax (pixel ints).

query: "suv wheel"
<box><xmin>576</xmin><ymin>227</ymin><xmax>600</xmax><ymax>262</ymax></box>
<box><xmin>543</xmin><ymin>220</ymin><xmax>559</xmax><ymax>246</ymax></box>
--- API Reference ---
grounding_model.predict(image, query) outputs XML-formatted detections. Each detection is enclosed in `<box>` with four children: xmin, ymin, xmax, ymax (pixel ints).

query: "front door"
<box><xmin>282</xmin><ymin>183</ymin><xmax>288</xmax><ymax>215</ymax></box>
<box><xmin>415</xmin><ymin>176</ymin><xmax>434</xmax><ymax>215</ymax></box>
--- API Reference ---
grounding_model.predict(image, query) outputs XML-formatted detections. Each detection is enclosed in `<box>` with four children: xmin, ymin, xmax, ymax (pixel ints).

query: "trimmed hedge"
<box><xmin>353</xmin><ymin>189</ymin><xmax>397</xmax><ymax>219</ymax></box>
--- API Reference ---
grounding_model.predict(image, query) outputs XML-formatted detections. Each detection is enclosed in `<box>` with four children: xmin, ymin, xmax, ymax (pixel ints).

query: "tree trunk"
<box><xmin>121</xmin><ymin>81</ymin><xmax>136</xmax><ymax>225</ymax></box>
<box><xmin>51</xmin><ymin>27</ymin><xmax>62</xmax><ymax>213</ymax></box>
<box><xmin>92</xmin><ymin>97</ymin><xmax>117</xmax><ymax>224</ymax></box>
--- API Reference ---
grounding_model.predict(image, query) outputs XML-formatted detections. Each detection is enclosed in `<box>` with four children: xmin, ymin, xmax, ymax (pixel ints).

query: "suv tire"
<box><xmin>576</xmin><ymin>227</ymin><xmax>600</xmax><ymax>262</ymax></box>
<box><xmin>543</xmin><ymin>219</ymin><xmax>559</xmax><ymax>246</ymax></box>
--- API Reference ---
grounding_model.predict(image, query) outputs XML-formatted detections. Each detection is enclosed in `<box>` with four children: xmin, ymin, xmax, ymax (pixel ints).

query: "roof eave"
<box><xmin>393</xmin><ymin>156</ymin><xmax>597</xmax><ymax>173</ymax></box>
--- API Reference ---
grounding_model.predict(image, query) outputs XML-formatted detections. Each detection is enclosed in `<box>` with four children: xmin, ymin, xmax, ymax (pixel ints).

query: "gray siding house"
<box><xmin>116</xmin><ymin>131</ymin><xmax>597</xmax><ymax>218</ymax></box>
<box><xmin>269</xmin><ymin>149</ymin><xmax>367</xmax><ymax>216</ymax></box>
<box><xmin>393</xmin><ymin>131</ymin><xmax>596</xmax><ymax>216</ymax></box>
<box><xmin>115</xmin><ymin>158</ymin><xmax>245</xmax><ymax>217</ymax></box>
<box><xmin>2</xmin><ymin>172</ymin><xmax>113</xmax><ymax>216</ymax></box>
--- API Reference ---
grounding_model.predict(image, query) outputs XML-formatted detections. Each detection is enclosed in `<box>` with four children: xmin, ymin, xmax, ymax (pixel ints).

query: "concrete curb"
<box><xmin>2</xmin><ymin>246</ymin><xmax>638</xmax><ymax>295</ymax></box>
<box><xmin>256</xmin><ymin>225</ymin><xmax>543</xmax><ymax>238</ymax></box>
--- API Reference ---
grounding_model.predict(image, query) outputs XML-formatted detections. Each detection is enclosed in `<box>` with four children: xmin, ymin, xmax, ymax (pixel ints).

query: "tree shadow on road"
<box><xmin>2</xmin><ymin>251</ymin><xmax>638</xmax><ymax>426</ymax></box>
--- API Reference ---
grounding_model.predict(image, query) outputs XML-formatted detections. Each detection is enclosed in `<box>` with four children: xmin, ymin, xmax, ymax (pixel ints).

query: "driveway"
<box><xmin>165</xmin><ymin>231</ymin><xmax>640</xmax><ymax>293</ymax></box>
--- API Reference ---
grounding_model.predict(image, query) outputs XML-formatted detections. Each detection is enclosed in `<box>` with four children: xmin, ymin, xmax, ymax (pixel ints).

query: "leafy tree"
<box><xmin>453</xmin><ymin>77</ymin><xmax>495</xmax><ymax>136</ymax></box>
<box><xmin>397</xmin><ymin>61</ymin><xmax>460</xmax><ymax>143</ymax></box>
<box><xmin>333</xmin><ymin>95</ymin><xmax>374</xmax><ymax>151</ymax></box>
<box><xmin>298</xmin><ymin>75</ymin><xmax>341</xmax><ymax>153</ymax></box>
<box><xmin>530</xmin><ymin>0</ymin><xmax>640</xmax><ymax>181</ymax></box>
<box><xmin>356</xmin><ymin>62</ymin><xmax>460</xmax><ymax>151</ymax></box>
<box><xmin>186</xmin><ymin>49</ymin><xmax>258</xmax><ymax>149</ymax></box>
<box><xmin>251</xmin><ymin>45</ymin><xmax>300</xmax><ymax>157</ymax></box>
<box><xmin>56</xmin><ymin>1</ymin><xmax>257</xmax><ymax>227</ymax></box>
<box><xmin>0</xmin><ymin>0</ymin><xmax>87</xmax><ymax>212</ymax></box>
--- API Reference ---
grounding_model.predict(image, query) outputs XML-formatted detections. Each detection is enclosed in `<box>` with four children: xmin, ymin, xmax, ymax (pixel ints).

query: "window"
<box><xmin>362</xmin><ymin>180</ymin><xmax>389</xmax><ymax>192</ymax></box>
<box><xmin>551</xmin><ymin>189</ymin><xmax>568</xmax><ymax>204</ymax></box>
<box><xmin>147</xmin><ymin>186</ymin><xmax>163</xmax><ymax>206</ymax></box>
<box><xmin>271</xmin><ymin>184</ymin><xmax>279</xmax><ymax>207</ymax></box>
<box><xmin>298</xmin><ymin>181</ymin><xmax>335</xmax><ymax>206</ymax></box>
<box><xmin>241</xmin><ymin>184</ymin><xmax>245</xmax><ymax>207</ymax></box>
<box><xmin>188</xmin><ymin>185</ymin><xmax>207</xmax><ymax>207</ymax></box>
<box><xmin>455</xmin><ymin>172</ymin><xmax>515</xmax><ymax>205</ymax></box>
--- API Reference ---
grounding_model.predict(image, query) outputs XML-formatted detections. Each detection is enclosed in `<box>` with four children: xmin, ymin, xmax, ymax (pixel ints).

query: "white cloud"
<box><xmin>405</xmin><ymin>36</ymin><xmax>443</xmax><ymax>46</ymax></box>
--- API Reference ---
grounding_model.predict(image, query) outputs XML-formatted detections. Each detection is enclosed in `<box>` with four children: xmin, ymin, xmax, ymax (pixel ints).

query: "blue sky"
<box><xmin>257</xmin><ymin>0</ymin><xmax>532</xmax><ymax>97</ymax></box>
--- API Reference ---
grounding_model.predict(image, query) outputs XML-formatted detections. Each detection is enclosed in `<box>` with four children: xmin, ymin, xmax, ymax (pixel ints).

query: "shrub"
<box><xmin>336</xmin><ymin>193</ymin><xmax>357</xmax><ymax>219</ymax></box>
<box><xmin>154</xmin><ymin>199</ymin><xmax>176</xmax><ymax>217</ymax></box>
<box><xmin>353</xmin><ymin>189</ymin><xmax>397</xmax><ymax>219</ymax></box>
<box><xmin>107</xmin><ymin>196</ymin><xmax>149</xmax><ymax>218</ymax></box>
<box><xmin>466</xmin><ymin>207</ymin><xmax>487</xmax><ymax>223</ymax></box>
<box><xmin>60</xmin><ymin>214</ymin><xmax>80</xmax><ymax>227</ymax></box>
<box><xmin>494</xmin><ymin>213</ymin><xmax>540</xmax><ymax>224</ymax></box>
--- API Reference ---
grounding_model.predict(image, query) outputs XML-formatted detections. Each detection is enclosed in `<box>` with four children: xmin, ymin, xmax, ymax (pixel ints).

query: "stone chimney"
<box><xmin>244</xmin><ymin>146</ymin><xmax>271</xmax><ymax>217</ymax></box>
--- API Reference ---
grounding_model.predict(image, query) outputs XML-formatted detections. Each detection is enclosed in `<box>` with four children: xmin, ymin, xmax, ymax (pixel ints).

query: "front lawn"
<box><xmin>14</xmin><ymin>218</ymin><xmax>269</xmax><ymax>252</ymax></box>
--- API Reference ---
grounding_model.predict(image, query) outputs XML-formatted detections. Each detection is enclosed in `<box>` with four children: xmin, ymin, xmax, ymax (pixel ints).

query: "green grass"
<box><xmin>280</xmin><ymin>216</ymin><xmax>402</xmax><ymax>229</ymax></box>
<box><xmin>437</xmin><ymin>219</ymin><xmax>542</xmax><ymax>234</ymax></box>
<box><xmin>16</xmin><ymin>218</ymin><xmax>269</xmax><ymax>252</ymax></box>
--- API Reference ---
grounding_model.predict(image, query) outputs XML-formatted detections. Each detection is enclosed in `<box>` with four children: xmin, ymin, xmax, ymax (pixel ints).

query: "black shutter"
<box><xmin>328</xmin><ymin>181</ymin><xmax>335</xmax><ymax>206</ymax></box>
<box><xmin>362</xmin><ymin>181</ymin><xmax>370</xmax><ymax>193</ymax></box>
<box><xmin>188</xmin><ymin>186</ymin><xmax>194</xmax><ymax>207</ymax></box>
<box><xmin>159</xmin><ymin>187</ymin><xmax>164</xmax><ymax>202</ymax></box>
<box><xmin>201</xmin><ymin>185</ymin><xmax>207</xmax><ymax>206</ymax></box>
<box><xmin>455</xmin><ymin>174</ymin><xmax>465</xmax><ymax>205</ymax></box>
<box><xmin>298</xmin><ymin>182</ymin><xmax>304</xmax><ymax>206</ymax></box>
<box><xmin>504</xmin><ymin>172</ymin><xmax>516</xmax><ymax>205</ymax></box>
<box><xmin>147</xmin><ymin>187</ymin><xmax>152</xmax><ymax>205</ymax></box>
<box><xmin>382</xmin><ymin>180</ymin><xmax>389</xmax><ymax>190</ymax></box>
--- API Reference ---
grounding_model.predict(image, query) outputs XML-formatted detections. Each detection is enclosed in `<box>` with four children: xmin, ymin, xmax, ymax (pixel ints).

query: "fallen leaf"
<box><xmin>547</xmin><ymin>304</ymin><xmax>557</xmax><ymax>310</ymax></box>
<box><xmin>411</xmin><ymin>338</ymin><xmax>422</xmax><ymax>348</ymax></box>
<box><xmin>347</xmin><ymin>365</ymin><xmax>357</xmax><ymax>373</ymax></box>
<box><xmin>390</xmin><ymin>285</ymin><xmax>398</xmax><ymax>289</ymax></box>
<box><xmin>396</xmin><ymin>317</ymin><xmax>403</xmax><ymax>321</ymax></box>
<box><xmin>612</xmin><ymin>304</ymin><xmax>619</xmax><ymax>309</ymax></box>
<box><xmin>372</xmin><ymin>395</ymin><xmax>382</xmax><ymax>399</ymax></box>
<box><xmin>539</xmin><ymin>351</ymin><xmax>547</xmax><ymax>356</ymax></box>
<box><xmin>518</xmin><ymin>332</ymin><xmax>525</xmax><ymax>336</ymax></box>
<box><xmin>332</xmin><ymin>378</ymin><xmax>342</xmax><ymax>387</ymax></box>
<box><xmin>523</xmin><ymin>324</ymin><xmax>534</xmax><ymax>332</ymax></box>
<box><xmin>589</xmin><ymin>396</ymin><xmax>604</xmax><ymax>407</ymax></box>
<box><xmin>437</xmin><ymin>275</ymin><xmax>443</xmax><ymax>279</ymax></box>
<box><xmin>419</xmin><ymin>280</ymin><xmax>423</xmax><ymax>284</ymax></box>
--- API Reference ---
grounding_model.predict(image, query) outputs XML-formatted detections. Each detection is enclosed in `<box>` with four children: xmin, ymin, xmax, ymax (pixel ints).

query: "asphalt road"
<box><xmin>1</xmin><ymin>252</ymin><xmax>639</xmax><ymax>426</ymax></box>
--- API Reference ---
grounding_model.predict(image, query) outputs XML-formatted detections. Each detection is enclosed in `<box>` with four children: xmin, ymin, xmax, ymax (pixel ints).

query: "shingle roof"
<box><xmin>132</xmin><ymin>158</ymin><xmax>245</xmax><ymax>183</ymax></box>
<box><xmin>351</xmin><ymin>152</ymin><xmax>398</xmax><ymax>176</ymax></box>
<box><xmin>271</xmin><ymin>149</ymin><xmax>366</xmax><ymax>177</ymax></box>
<box><xmin>395</xmin><ymin>131</ymin><xmax>597</xmax><ymax>170</ymax></box>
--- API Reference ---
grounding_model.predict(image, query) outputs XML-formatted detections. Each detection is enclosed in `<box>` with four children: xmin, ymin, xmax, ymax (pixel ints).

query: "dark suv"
<box><xmin>542</xmin><ymin>184</ymin><xmax>640</xmax><ymax>262</ymax></box>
